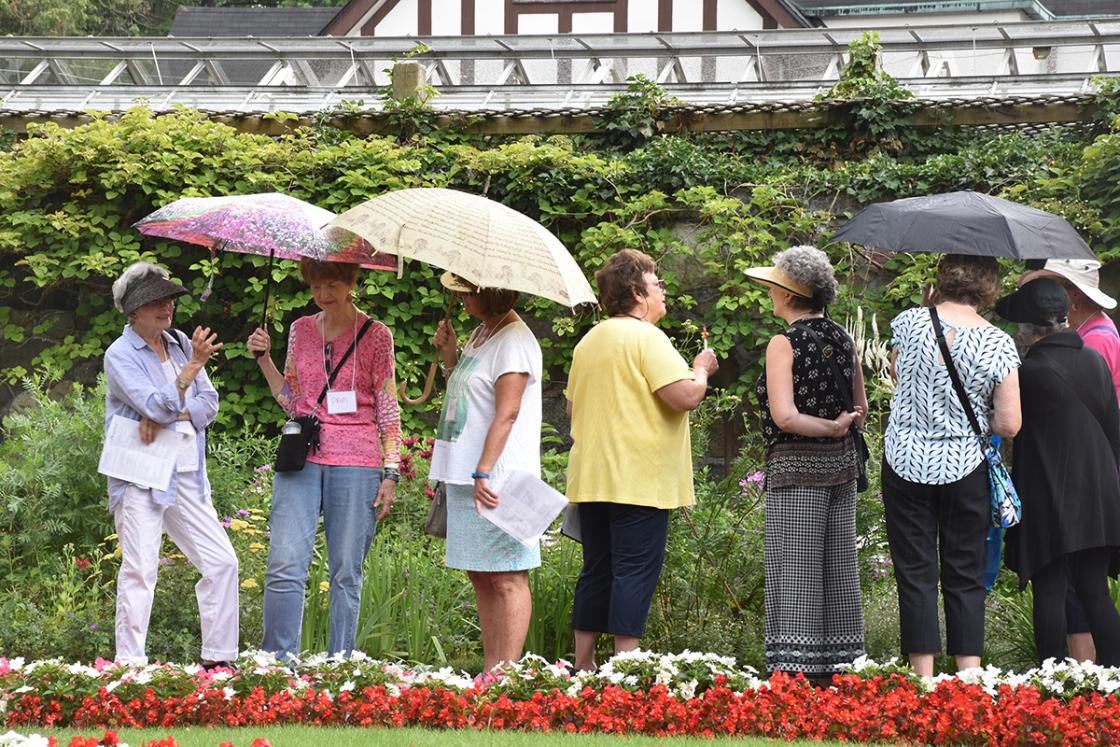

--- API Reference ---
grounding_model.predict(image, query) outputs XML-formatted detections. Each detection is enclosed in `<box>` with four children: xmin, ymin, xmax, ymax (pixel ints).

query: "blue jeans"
<box><xmin>262</xmin><ymin>462</ymin><xmax>380</xmax><ymax>658</ymax></box>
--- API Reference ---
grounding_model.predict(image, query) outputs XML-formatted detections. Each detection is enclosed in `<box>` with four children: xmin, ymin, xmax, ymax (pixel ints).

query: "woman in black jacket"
<box><xmin>996</xmin><ymin>277</ymin><xmax>1120</xmax><ymax>666</ymax></box>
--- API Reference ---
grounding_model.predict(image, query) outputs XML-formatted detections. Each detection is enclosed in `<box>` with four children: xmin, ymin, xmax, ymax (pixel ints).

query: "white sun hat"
<box><xmin>1022</xmin><ymin>258</ymin><xmax>1116</xmax><ymax>311</ymax></box>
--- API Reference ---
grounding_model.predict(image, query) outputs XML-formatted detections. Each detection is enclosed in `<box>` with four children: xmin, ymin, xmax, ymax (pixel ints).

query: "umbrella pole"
<box><xmin>399</xmin><ymin>296</ymin><xmax>455</xmax><ymax>406</ymax></box>
<box><xmin>255</xmin><ymin>246</ymin><xmax>275</xmax><ymax>359</ymax></box>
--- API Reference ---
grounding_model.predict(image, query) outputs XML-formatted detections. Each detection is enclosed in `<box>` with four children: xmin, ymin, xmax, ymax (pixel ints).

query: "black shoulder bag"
<box><xmin>793</xmin><ymin>320</ymin><xmax>870</xmax><ymax>492</ymax></box>
<box><xmin>274</xmin><ymin>318</ymin><xmax>374</xmax><ymax>473</ymax></box>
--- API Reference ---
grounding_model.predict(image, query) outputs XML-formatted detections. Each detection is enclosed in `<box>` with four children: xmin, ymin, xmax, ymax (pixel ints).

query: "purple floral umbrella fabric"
<box><xmin>134</xmin><ymin>192</ymin><xmax>397</xmax><ymax>270</ymax></box>
<box><xmin>134</xmin><ymin>192</ymin><xmax>396</xmax><ymax>331</ymax></box>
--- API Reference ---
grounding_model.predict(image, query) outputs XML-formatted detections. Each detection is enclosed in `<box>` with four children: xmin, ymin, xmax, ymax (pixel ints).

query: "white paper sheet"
<box><xmin>97</xmin><ymin>414</ymin><xmax>187</xmax><ymax>491</ymax></box>
<box><xmin>479</xmin><ymin>469</ymin><xmax>570</xmax><ymax>548</ymax></box>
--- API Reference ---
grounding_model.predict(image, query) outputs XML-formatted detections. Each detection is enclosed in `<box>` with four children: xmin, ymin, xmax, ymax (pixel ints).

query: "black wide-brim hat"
<box><xmin>120</xmin><ymin>272</ymin><xmax>189</xmax><ymax>315</ymax></box>
<box><xmin>995</xmin><ymin>277</ymin><xmax>1069</xmax><ymax>325</ymax></box>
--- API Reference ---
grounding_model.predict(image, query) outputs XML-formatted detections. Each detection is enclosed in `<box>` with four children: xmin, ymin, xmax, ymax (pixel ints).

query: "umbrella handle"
<box><xmin>398</xmin><ymin>296</ymin><xmax>456</xmax><ymax>406</ymax></box>
<box><xmin>255</xmin><ymin>244</ymin><xmax>275</xmax><ymax>359</ymax></box>
<box><xmin>399</xmin><ymin>357</ymin><xmax>440</xmax><ymax>406</ymax></box>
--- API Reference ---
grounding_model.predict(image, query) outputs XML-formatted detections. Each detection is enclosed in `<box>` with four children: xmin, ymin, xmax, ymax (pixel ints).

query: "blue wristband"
<box><xmin>471</xmin><ymin>471</ymin><xmax>491</xmax><ymax>480</ymax></box>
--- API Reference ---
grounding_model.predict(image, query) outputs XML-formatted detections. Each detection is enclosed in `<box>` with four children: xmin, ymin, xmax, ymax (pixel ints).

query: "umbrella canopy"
<box><xmin>329</xmin><ymin>188</ymin><xmax>596</xmax><ymax>308</ymax></box>
<box><xmin>830</xmin><ymin>191</ymin><xmax>1096</xmax><ymax>261</ymax></box>
<box><xmin>134</xmin><ymin>192</ymin><xmax>397</xmax><ymax>271</ymax></box>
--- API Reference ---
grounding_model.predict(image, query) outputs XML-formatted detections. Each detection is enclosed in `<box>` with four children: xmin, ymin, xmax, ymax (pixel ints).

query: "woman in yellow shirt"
<box><xmin>565</xmin><ymin>249</ymin><xmax>718</xmax><ymax>671</ymax></box>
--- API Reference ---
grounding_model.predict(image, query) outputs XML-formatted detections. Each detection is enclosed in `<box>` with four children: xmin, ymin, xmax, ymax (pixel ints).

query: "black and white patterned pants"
<box><xmin>764</xmin><ymin>480</ymin><xmax>865</xmax><ymax>675</ymax></box>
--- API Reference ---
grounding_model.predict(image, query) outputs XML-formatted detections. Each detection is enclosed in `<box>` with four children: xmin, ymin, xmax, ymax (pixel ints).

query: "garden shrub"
<box><xmin>3</xmin><ymin>33</ymin><xmax>1120</xmax><ymax>671</ymax></box>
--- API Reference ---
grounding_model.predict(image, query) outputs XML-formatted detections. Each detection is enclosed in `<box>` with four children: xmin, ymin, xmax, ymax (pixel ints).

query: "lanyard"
<box><xmin>321</xmin><ymin>312</ymin><xmax>359</xmax><ymax>393</ymax></box>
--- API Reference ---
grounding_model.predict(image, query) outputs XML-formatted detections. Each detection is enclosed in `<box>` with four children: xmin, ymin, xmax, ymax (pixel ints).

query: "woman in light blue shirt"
<box><xmin>103</xmin><ymin>261</ymin><xmax>238</xmax><ymax>667</ymax></box>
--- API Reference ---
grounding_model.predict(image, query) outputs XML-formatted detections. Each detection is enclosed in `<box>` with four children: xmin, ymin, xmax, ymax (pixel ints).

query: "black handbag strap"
<box><xmin>792</xmin><ymin>319</ymin><xmax>857</xmax><ymax>414</ymax></box>
<box><xmin>313</xmin><ymin>318</ymin><xmax>375</xmax><ymax>410</ymax></box>
<box><xmin>929</xmin><ymin>306</ymin><xmax>985</xmax><ymax>440</ymax></box>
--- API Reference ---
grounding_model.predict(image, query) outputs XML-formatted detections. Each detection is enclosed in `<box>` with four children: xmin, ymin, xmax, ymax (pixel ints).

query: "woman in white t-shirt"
<box><xmin>428</xmin><ymin>272</ymin><xmax>543</xmax><ymax>678</ymax></box>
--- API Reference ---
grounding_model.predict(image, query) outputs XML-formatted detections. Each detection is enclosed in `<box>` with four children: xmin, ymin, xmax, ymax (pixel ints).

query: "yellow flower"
<box><xmin>319</xmin><ymin>581</ymin><xmax>330</xmax><ymax>594</ymax></box>
<box><xmin>240</xmin><ymin>578</ymin><xmax>259</xmax><ymax>589</ymax></box>
<box><xmin>229</xmin><ymin>519</ymin><xmax>250</xmax><ymax>532</ymax></box>
<box><xmin>248</xmin><ymin>542</ymin><xmax>265</xmax><ymax>553</ymax></box>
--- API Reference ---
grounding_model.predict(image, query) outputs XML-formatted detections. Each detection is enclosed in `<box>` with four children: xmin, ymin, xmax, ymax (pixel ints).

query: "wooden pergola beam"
<box><xmin>0</xmin><ymin>98</ymin><xmax>1102</xmax><ymax>136</ymax></box>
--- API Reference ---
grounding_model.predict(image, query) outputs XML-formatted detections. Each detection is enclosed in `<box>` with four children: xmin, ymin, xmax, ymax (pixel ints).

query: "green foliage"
<box><xmin>816</xmin><ymin>32</ymin><xmax>916</xmax><ymax>156</ymax></box>
<box><xmin>4</xmin><ymin>91</ymin><xmax>1120</xmax><ymax>671</ymax></box>
<box><xmin>0</xmin><ymin>375</ymin><xmax>112</xmax><ymax>581</ymax></box>
<box><xmin>594</xmin><ymin>74</ymin><xmax>677</xmax><ymax>149</ymax></box>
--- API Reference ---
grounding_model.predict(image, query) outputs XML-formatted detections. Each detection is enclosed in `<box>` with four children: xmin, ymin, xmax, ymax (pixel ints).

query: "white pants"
<box><xmin>113</xmin><ymin>471</ymin><xmax>239</xmax><ymax>665</ymax></box>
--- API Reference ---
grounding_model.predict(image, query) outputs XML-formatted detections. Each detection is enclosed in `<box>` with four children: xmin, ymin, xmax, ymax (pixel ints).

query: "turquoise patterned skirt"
<box><xmin>444</xmin><ymin>483</ymin><xmax>541</xmax><ymax>572</ymax></box>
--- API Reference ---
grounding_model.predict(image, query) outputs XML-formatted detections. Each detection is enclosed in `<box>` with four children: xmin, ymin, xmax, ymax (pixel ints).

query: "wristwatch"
<box><xmin>176</xmin><ymin>376</ymin><xmax>191</xmax><ymax>392</ymax></box>
<box><xmin>382</xmin><ymin>467</ymin><xmax>401</xmax><ymax>483</ymax></box>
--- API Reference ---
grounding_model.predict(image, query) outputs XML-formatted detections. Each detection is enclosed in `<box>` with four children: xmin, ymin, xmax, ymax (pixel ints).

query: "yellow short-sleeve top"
<box><xmin>565</xmin><ymin>318</ymin><xmax>697</xmax><ymax>509</ymax></box>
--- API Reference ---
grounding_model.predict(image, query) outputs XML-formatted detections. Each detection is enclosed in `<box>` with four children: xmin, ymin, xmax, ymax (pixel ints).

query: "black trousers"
<box><xmin>882</xmin><ymin>460</ymin><xmax>989</xmax><ymax>656</ymax></box>
<box><xmin>1032</xmin><ymin>547</ymin><xmax>1120</xmax><ymax>666</ymax></box>
<box><xmin>570</xmin><ymin>502</ymin><xmax>669</xmax><ymax>639</ymax></box>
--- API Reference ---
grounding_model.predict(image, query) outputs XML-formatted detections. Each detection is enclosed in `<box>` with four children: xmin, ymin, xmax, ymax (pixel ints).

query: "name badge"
<box><xmin>327</xmin><ymin>390</ymin><xmax>357</xmax><ymax>414</ymax></box>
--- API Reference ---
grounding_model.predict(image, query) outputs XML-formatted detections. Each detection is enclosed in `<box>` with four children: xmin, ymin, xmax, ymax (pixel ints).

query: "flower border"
<box><xmin>2</xmin><ymin>652</ymin><xmax>1119</xmax><ymax>744</ymax></box>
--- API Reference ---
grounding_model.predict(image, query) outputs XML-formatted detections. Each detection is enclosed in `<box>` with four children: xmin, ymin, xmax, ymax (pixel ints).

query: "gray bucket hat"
<box><xmin>113</xmin><ymin>262</ymin><xmax>189</xmax><ymax>316</ymax></box>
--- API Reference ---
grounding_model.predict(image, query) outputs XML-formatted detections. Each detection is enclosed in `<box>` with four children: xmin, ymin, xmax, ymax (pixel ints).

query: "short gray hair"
<box><xmin>1018</xmin><ymin>320</ymin><xmax>1068</xmax><ymax>341</ymax></box>
<box><xmin>112</xmin><ymin>261</ymin><xmax>170</xmax><ymax>313</ymax></box>
<box><xmin>773</xmin><ymin>245</ymin><xmax>838</xmax><ymax>310</ymax></box>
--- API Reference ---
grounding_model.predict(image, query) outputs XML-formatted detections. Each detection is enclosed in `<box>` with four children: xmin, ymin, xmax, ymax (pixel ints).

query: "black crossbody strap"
<box><xmin>929</xmin><ymin>306</ymin><xmax>984</xmax><ymax>439</ymax></box>
<box><xmin>314</xmin><ymin>318</ymin><xmax>375</xmax><ymax>408</ymax></box>
<box><xmin>793</xmin><ymin>320</ymin><xmax>856</xmax><ymax>413</ymax></box>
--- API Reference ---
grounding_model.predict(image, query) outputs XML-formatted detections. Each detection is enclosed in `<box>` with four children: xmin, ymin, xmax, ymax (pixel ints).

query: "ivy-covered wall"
<box><xmin>3</xmin><ymin>85</ymin><xmax>1120</xmax><ymax>446</ymax></box>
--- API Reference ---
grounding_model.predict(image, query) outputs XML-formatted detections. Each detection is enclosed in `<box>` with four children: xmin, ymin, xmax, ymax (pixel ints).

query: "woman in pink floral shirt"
<box><xmin>248</xmin><ymin>258</ymin><xmax>401</xmax><ymax>659</ymax></box>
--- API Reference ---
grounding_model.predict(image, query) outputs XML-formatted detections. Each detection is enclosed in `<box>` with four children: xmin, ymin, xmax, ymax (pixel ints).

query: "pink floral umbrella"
<box><xmin>134</xmin><ymin>192</ymin><xmax>396</xmax><ymax>329</ymax></box>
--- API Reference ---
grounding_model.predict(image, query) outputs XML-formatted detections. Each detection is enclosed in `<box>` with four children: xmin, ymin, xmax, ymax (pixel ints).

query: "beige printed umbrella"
<box><xmin>329</xmin><ymin>188</ymin><xmax>597</xmax><ymax>307</ymax></box>
<box><xmin>330</xmin><ymin>187</ymin><xmax>597</xmax><ymax>403</ymax></box>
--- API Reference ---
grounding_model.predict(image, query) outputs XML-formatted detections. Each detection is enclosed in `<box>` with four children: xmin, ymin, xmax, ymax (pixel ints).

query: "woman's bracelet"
<box><xmin>383</xmin><ymin>467</ymin><xmax>400</xmax><ymax>483</ymax></box>
<box><xmin>471</xmin><ymin>471</ymin><xmax>491</xmax><ymax>480</ymax></box>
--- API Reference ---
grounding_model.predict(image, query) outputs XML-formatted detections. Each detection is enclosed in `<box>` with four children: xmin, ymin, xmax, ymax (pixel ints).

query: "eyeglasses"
<box><xmin>648</xmin><ymin>279</ymin><xmax>666</xmax><ymax>291</ymax></box>
<box><xmin>324</xmin><ymin>342</ymin><xmax>333</xmax><ymax>375</ymax></box>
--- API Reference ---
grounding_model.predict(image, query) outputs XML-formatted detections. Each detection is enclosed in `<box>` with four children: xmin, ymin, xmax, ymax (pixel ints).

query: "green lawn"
<box><xmin>29</xmin><ymin>726</ymin><xmax>861</xmax><ymax>746</ymax></box>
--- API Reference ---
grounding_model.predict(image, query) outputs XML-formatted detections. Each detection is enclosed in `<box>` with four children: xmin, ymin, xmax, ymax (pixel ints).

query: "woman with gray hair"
<box><xmin>995</xmin><ymin>277</ymin><xmax>1120</xmax><ymax>666</ymax></box>
<box><xmin>745</xmin><ymin>245</ymin><xmax>867</xmax><ymax>681</ymax></box>
<box><xmin>104</xmin><ymin>261</ymin><xmax>238</xmax><ymax>666</ymax></box>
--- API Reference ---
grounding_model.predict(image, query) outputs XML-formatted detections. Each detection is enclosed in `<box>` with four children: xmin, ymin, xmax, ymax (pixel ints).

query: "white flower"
<box><xmin>677</xmin><ymin>679</ymin><xmax>698</xmax><ymax>700</ymax></box>
<box><xmin>251</xmin><ymin>651</ymin><xmax>278</xmax><ymax>669</ymax></box>
<box><xmin>0</xmin><ymin>732</ymin><xmax>54</xmax><ymax>747</ymax></box>
<box><xmin>222</xmin><ymin>687</ymin><xmax>236</xmax><ymax>701</ymax></box>
<box><xmin>340</xmin><ymin>680</ymin><xmax>355</xmax><ymax>693</ymax></box>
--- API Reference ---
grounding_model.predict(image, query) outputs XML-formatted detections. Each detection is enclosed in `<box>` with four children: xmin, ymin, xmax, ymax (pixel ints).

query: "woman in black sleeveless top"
<box><xmin>746</xmin><ymin>246</ymin><xmax>867</xmax><ymax>682</ymax></box>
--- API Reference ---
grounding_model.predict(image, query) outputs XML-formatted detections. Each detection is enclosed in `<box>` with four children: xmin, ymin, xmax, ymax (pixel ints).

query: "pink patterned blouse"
<box><xmin>279</xmin><ymin>311</ymin><xmax>401</xmax><ymax>469</ymax></box>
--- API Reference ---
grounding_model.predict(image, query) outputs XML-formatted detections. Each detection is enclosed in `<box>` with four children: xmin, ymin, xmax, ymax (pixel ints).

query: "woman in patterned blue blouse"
<box><xmin>883</xmin><ymin>254</ymin><xmax>1021</xmax><ymax>677</ymax></box>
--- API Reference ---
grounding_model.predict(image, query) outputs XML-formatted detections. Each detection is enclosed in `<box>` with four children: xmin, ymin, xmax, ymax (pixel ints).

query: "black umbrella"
<box><xmin>830</xmin><ymin>190</ymin><xmax>1095</xmax><ymax>260</ymax></box>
